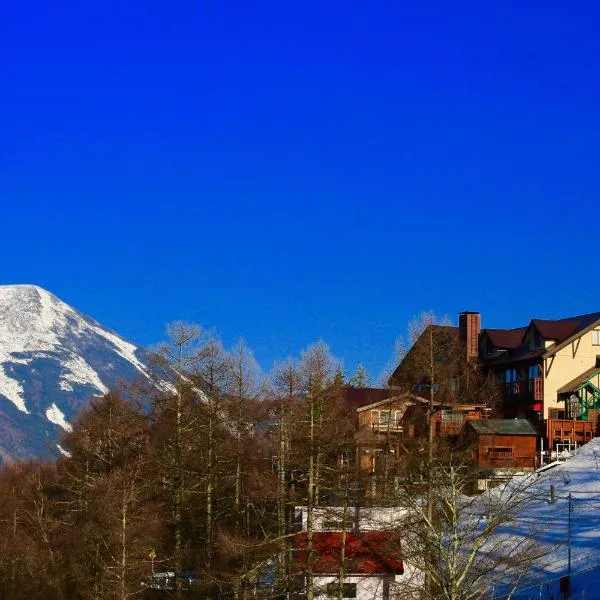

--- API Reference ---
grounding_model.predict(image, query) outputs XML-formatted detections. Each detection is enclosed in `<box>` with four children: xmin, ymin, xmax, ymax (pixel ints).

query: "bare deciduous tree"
<box><xmin>392</xmin><ymin>448</ymin><xmax>548</xmax><ymax>600</ymax></box>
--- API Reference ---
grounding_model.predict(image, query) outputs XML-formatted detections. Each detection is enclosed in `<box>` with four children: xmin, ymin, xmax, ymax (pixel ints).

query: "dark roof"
<box><xmin>467</xmin><ymin>418</ymin><xmax>538</xmax><ymax>436</ymax></box>
<box><xmin>293</xmin><ymin>532</ymin><xmax>403</xmax><ymax>575</ymax></box>
<box><xmin>531</xmin><ymin>312</ymin><xmax>600</xmax><ymax>342</ymax></box>
<box><xmin>557</xmin><ymin>366</ymin><xmax>600</xmax><ymax>395</ymax></box>
<box><xmin>484</xmin><ymin>328</ymin><xmax>527</xmax><ymax>349</ymax></box>
<box><xmin>336</xmin><ymin>387</ymin><xmax>399</xmax><ymax>413</ymax></box>
<box><xmin>389</xmin><ymin>324</ymin><xmax>459</xmax><ymax>385</ymax></box>
<box><xmin>482</xmin><ymin>312</ymin><xmax>600</xmax><ymax>366</ymax></box>
<box><xmin>481</xmin><ymin>347</ymin><xmax>545</xmax><ymax>366</ymax></box>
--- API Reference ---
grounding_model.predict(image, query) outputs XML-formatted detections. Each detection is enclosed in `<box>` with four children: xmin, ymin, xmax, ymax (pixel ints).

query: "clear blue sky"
<box><xmin>1</xmin><ymin>1</ymin><xmax>599</xmax><ymax>382</ymax></box>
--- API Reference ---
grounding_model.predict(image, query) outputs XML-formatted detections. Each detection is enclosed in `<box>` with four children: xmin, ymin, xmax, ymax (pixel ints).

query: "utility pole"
<box><xmin>561</xmin><ymin>492</ymin><xmax>573</xmax><ymax>599</ymax></box>
<box><xmin>568</xmin><ymin>493</ymin><xmax>573</xmax><ymax>581</ymax></box>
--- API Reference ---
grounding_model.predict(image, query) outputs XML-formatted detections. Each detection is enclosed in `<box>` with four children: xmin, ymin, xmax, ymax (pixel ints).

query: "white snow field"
<box><xmin>486</xmin><ymin>439</ymin><xmax>600</xmax><ymax>599</ymax></box>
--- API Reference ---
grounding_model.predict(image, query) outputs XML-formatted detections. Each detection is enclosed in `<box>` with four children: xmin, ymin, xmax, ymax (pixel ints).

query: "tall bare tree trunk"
<box><xmin>426</xmin><ymin>323</ymin><xmax>435</xmax><ymax>597</ymax></box>
<box><xmin>306</xmin><ymin>389</ymin><xmax>315</xmax><ymax>600</ymax></box>
<box><xmin>120</xmin><ymin>486</ymin><xmax>127</xmax><ymax>600</ymax></box>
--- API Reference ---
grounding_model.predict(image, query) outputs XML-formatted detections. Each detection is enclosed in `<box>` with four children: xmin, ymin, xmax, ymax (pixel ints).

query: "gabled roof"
<box><xmin>336</xmin><ymin>386</ymin><xmax>401</xmax><ymax>413</ymax></box>
<box><xmin>293</xmin><ymin>532</ymin><xmax>403</xmax><ymax>575</ymax></box>
<box><xmin>557</xmin><ymin>366</ymin><xmax>600</xmax><ymax>395</ymax></box>
<box><xmin>483</xmin><ymin>327</ymin><xmax>527</xmax><ymax>349</ymax></box>
<box><xmin>466</xmin><ymin>418</ymin><xmax>538</xmax><ymax>436</ymax></box>
<box><xmin>388</xmin><ymin>324</ymin><xmax>459</xmax><ymax>385</ymax></box>
<box><xmin>482</xmin><ymin>312</ymin><xmax>600</xmax><ymax>365</ymax></box>
<box><xmin>542</xmin><ymin>312</ymin><xmax>600</xmax><ymax>357</ymax></box>
<box><xmin>529</xmin><ymin>312</ymin><xmax>600</xmax><ymax>343</ymax></box>
<box><xmin>356</xmin><ymin>392</ymin><xmax>427</xmax><ymax>413</ymax></box>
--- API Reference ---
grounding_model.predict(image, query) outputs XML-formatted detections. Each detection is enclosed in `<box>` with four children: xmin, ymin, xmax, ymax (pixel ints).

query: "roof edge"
<box><xmin>543</xmin><ymin>316</ymin><xmax>600</xmax><ymax>359</ymax></box>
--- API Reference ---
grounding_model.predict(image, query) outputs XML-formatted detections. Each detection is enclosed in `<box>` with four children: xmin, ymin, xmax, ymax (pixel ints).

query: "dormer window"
<box><xmin>533</xmin><ymin>329</ymin><xmax>543</xmax><ymax>348</ymax></box>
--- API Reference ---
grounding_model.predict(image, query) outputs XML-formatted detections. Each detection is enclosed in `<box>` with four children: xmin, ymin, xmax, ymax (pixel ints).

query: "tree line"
<box><xmin>0</xmin><ymin>324</ymin><xmax>365</xmax><ymax>600</ymax></box>
<box><xmin>0</xmin><ymin>320</ymin><xmax>546</xmax><ymax>600</ymax></box>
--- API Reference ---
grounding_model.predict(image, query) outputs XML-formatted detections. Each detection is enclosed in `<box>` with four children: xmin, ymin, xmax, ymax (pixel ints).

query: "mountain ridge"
<box><xmin>0</xmin><ymin>284</ymin><xmax>150</xmax><ymax>460</ymax></box>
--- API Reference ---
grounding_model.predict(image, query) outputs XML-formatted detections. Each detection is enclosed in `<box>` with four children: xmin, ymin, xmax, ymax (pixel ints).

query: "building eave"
<box><xmin>543</xmin><ymin>316</ymin><xmax>600</xmax><ymax>359</ymax></box>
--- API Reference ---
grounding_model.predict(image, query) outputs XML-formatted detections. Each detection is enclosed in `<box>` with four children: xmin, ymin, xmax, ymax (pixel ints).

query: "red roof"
<box><xmin>293</xmin><ymin>532</ymin><xmax>403</xmax><ymax>575</ymax></box>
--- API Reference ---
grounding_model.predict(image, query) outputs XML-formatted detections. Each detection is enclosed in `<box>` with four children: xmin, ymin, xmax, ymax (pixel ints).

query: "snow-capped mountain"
<box><xmin>0</xmin><ymin>284</ymin><xmax>149</xmax><ymax>461</ymax></box>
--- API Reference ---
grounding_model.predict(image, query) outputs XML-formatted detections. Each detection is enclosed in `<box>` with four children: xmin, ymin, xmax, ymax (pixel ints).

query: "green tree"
<box><xmin>349</xmin><ymin>364</ymin><xmax>369</xmax><ymax>388</ymax></box>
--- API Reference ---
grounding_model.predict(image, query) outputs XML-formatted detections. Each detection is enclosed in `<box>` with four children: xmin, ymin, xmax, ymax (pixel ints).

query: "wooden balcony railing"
<box><xmin>499</xmin><ymin>378</ymin><xmax>543</xmax><ymax>403</ymax></box>
<box><xmin>371</xmin><ymin>422</ymin><xmax>403</xmax><ymax>433</ymax></box>
<box><xmin>546</xmin><ymin>418</ymin><xmax>596</xmax><ymax>445</ymax></box>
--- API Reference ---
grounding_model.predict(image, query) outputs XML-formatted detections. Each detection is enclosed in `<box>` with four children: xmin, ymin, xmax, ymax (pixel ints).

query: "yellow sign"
<box><xmin>148</xmin><ymin>549</ymin><xmax>156</xmax><ymax>560</ymax></box>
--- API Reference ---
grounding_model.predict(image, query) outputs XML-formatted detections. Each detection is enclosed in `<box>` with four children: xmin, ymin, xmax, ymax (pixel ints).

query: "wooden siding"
<box><xmin>475</xmin><ymin>433</ymin><xmax>537</xmax><ymax>470</ymax></box>
<box><xmin>545</xmin><ymin>418</ymin><xmax>596</xmax><ymax>448</ymax></box>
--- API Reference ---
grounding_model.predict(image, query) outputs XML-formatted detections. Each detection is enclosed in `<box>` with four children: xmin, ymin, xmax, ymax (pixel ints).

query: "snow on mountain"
<box><xmin>0</xmin><ymin>284</ymin><xmax>150</xmax><ymax>460</ymax></box>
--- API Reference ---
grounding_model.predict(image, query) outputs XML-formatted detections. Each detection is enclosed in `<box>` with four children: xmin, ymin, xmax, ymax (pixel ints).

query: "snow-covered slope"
<box><xmin>489</xmin><ymin>440</ymin><xmax>600</xmax><ymax>599</ymax></box>
<box><xmin>0</xmin><ymin>284</ymin><xmax>149</xmax><ymax>460</ymax></box>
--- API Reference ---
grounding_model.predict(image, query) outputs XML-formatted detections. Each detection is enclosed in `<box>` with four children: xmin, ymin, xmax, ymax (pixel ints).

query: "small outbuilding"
<box><xmin>464</xmin><ymin>418</ymin><xmax>538</xmax><ymax>471</ymax></box>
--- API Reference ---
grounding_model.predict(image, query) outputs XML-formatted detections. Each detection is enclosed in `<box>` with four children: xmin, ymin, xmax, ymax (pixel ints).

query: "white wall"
<box><xmin>313</xmin><ymin>565</ymin><xmax>422</xmax><ymax>600</ymax></box>
<box><xmin>295</xmin><ymin>506</ymin><xmax>407</xmax><ymax>532</ymax></box>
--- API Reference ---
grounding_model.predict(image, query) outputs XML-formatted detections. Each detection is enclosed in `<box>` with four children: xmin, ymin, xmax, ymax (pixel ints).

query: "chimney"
<box><xmin>459</xmin><ymin>311</ymin><xmax>481</xmax><ymax>361</ymax></box>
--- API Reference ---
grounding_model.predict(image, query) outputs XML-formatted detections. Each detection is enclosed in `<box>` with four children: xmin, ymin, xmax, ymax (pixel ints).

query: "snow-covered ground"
<box><xmin>492</xmin><ymin>439</ymin><xmax>600</xmax><ymax>599</ymax></box>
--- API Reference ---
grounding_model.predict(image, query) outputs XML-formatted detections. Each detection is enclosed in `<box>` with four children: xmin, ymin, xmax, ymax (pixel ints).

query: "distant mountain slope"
<box><xmin>0</xmin><ymin>284</ymin><xmax>150</xmax><ymax>460</ymax></box>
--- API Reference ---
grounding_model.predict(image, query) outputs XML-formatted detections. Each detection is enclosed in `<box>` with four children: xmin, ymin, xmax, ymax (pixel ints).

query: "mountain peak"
<box><xmin>0</xmin><ymin>285</ymin><xmax>149</xmax><ymax>460</ymax></box>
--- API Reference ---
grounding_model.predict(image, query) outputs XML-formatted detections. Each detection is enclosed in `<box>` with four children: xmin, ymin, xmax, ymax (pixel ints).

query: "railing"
<box><xmin>546</xmin><ymin>418</ymin><xmax>596</xmax><ymax>446</ymax></box>
<box><xmin>371</xmin><ymin>422</ymin><xmax>403</xmax><ymax>433</ymax></box>
<box><xmin>499</xmin><ymin>378</ymin><xmax>543</xmax><ymax>403</ymax></box>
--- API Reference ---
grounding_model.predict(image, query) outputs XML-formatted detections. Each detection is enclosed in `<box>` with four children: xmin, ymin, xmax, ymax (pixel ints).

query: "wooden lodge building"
<box><xmin>389</xmin><ymin>310</ymin><xmax>600</xmax><ymax>451</ymax></box>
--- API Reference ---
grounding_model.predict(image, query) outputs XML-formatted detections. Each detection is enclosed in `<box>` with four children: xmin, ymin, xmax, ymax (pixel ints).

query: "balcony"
<box><xmin>499</xmin><ymin>377</ymin><xmax>543</xmax><ymax>405</ymax></box>
<box><xmin>546</xmin><ymin>418</ymin><xmax>596</xmax><ymax>447</ymax></box>
<box><xmin>371</xmin><ymin>422</ymin><xmax>403</xmax><ymax>434</ymax></box>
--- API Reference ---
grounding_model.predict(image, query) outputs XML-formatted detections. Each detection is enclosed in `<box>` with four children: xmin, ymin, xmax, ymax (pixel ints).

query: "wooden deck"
<box><xmin>546</xmin><ymin>418</ymin><xmax>596</xmax><ymax>448</ymax></box>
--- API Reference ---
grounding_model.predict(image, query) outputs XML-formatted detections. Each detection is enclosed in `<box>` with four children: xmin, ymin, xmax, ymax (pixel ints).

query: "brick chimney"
<box><xmin>459</xmin><ymin>311</ymin><xmax>481</xmax><ymax>361</ymax></box>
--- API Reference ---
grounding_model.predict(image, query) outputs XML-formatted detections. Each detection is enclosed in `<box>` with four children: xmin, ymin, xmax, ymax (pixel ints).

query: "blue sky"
<box><xmin>1</xmin><ymin>1</ymin><xmax>599</xmax><ymax>382</ymax></box>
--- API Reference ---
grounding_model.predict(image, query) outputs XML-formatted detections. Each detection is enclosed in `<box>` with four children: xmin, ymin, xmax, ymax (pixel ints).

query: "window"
<box><xmin>412</xmin><ymin>383</ymin><xmax>440</xmax><ymax>392</ymax></box>
<box><xmin>528</xmin><ymin>364</ymin><xmax>541</xmax><ymax>379</ymax></box>
<box><xmin>371</xmin><ymin>410</ymin><xmax>399</xmax><ymax>427</ymax></box>
<box><xmin>533</xmin><ymin>329</ymin><xmax>543</xmax><ymax>349</ymax></box>
<box><xmin>327</xmin><ymin>583</ymin><xmax>357</xmax><ymax>599</ymax></box>
<box><xmin>593</xmin><ymin>331</ymin><xmax>600</xmax><ymax>346</ymax></box>
<box><xmin>378</xmin><ymin>410</ymin><xmax>391</xmax><ymax>425</ymax></box>
<box><xmin>441</xmin><ymin>410</ymin><xmax>464</xmax><ymax>423</ymax></box>
<box><xmin>487</xmin><ymin>447</ymin><xmax>513</xmax><ymax>459</ymax></box>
